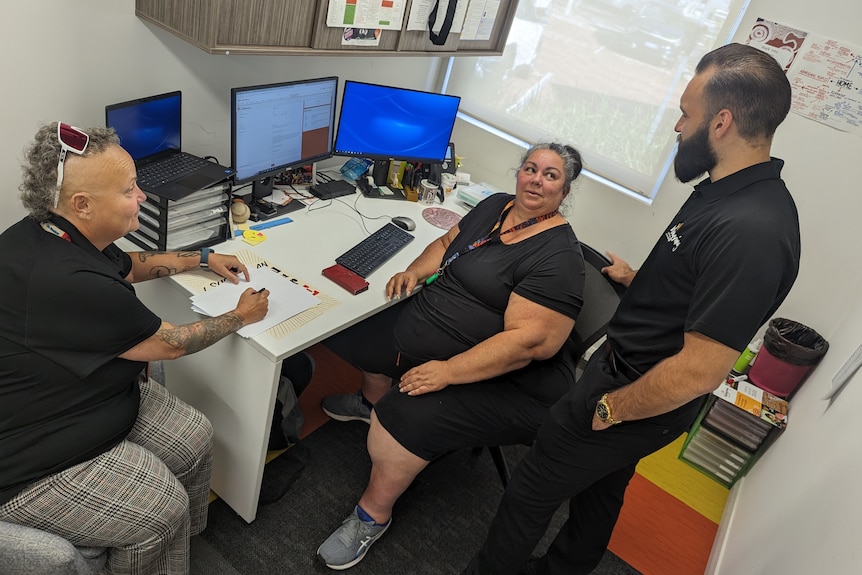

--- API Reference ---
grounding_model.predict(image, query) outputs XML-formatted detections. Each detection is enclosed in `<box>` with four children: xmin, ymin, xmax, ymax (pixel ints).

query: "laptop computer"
<box><xmin>106</xmin><ymin>91</ymin><xmax>234</xmax><ymax>201</ymax></box>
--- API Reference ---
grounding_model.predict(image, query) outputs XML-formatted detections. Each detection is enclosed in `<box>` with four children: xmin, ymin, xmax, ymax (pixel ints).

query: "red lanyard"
<box><xmin>425</xmin><ymin>200</ymin><xmax>558</xmax><ymax>285</ymax></box>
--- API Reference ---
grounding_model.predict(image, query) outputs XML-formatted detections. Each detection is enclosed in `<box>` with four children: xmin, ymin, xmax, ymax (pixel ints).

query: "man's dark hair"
<box><xmin>696</xmin><ymin>43</ymin><xmax>792</xmax><ymax>141</ymax></box>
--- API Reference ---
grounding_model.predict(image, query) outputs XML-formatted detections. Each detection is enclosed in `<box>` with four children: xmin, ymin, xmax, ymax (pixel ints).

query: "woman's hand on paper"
<box><xmin>235</xmin><ymin>288</ymin><xmax>269</xmax><ymax>325</ymax></box>
<box><xmin>211</xmin><ymin>254</ymin><xmax>250</xmax><ymax>284</ymax></box>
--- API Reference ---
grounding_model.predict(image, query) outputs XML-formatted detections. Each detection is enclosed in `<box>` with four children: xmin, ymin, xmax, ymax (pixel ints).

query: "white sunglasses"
<box><xmin>54</xmin><ymin>121</ymin><xmax>90</xmax><ymax>208</ymax></box>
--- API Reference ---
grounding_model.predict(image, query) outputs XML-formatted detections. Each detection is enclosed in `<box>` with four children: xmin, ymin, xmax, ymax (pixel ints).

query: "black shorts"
<box><xmin>323</xmin><ymin>300</ymin><xmax>574</xmax><ymax>461</ymax></box>
<box><xmin>375</xmin><ymin>379</ymin><xmax>552</xmax><ymax>461</ymax></box>
<box><xmin>322</xmin><ymin>301</ymin><xmax>412</xmax><ymax>379</ymax></box>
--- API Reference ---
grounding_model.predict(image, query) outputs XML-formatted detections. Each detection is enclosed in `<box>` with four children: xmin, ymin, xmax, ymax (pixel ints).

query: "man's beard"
<box><xmin>674</xmin><ymin>121</ymin><xmax>717</xmax><ymax>183</ymax></box>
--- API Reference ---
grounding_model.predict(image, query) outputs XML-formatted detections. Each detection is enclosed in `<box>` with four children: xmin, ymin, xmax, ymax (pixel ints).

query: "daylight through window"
<box><xmin>444</xmin><ymin>0</ymin><xmax>749</xmax><ymax>200</ymax></box>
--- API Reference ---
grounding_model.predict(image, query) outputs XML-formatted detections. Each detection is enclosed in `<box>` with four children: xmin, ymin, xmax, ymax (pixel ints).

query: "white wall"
<box><xmin>454</xmin><ymin>1</ymin><xmax>862</xmax><ymax>573</ymax></box>
<box><xmin>0</xmin><ymin>0</ymin><xmax>441</xmax><ymax>229</ymax></box>
<box><xmin>3</xmin><ymin>1</ymin><xmax>861</xmax><ymax>573</ymax></box>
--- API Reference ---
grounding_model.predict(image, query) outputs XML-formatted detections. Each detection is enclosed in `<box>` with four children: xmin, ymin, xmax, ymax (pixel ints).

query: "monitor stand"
<box><xmin>251</xmin><ymin>176</ymin><xmax>275</xmax><ymax>203</ymax></box>
<box><xmin>245</xmin><ymin>176</ymin><xmax>277</xmax><ymax>220</ymax></box>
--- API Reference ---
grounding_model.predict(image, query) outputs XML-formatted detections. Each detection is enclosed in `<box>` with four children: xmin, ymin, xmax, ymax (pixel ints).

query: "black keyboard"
<box><xmin>336</xmin><ymin>223</ymin><xmax>415</xmax><ymax>278</ymax></box>
<box><xmin>137</xmin><ymin>153</ymin><xmax>210</xmax><ymax>188</ymax></box>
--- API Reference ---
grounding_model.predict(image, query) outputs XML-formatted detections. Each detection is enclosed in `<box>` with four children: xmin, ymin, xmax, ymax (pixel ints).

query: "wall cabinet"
<box><xmin>136</xmin><ymin>0</ymin><xmax>519</xmax><ymax>57</ymax></box>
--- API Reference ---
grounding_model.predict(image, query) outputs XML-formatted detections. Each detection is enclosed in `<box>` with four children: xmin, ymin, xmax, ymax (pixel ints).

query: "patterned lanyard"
<box><xmin>425</xmin><ymin>200</ymin><xmax>558</xmax><ymax>285</ymax></box>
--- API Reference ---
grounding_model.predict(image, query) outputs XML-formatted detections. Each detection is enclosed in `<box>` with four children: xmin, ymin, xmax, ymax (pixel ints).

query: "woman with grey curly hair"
<box><xmin>0</xmin><ymin>121</ymin><xmax>271</xmax><ymax>575</ymax></box>
<box><xmin>20</xmin><ymin>124</ymin><xmax>120</xmax><ymax>221</ymax></box>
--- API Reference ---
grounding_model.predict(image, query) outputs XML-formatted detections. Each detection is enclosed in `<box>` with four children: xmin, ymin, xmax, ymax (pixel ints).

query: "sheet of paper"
<box><xmin>460</xmin><ymin>0</ymin><xmax>499</xmax><ymax>41</ymax></box>
<box><xmin>326</xmin><ymin>0</ymin><xmax>406</xmax><ymax>31</ymax></box>
<box><xmin>785</xmin><ymin>33</ymin><xmax>862</xmax><ymax>136</ymax></box>
<box><xmin>406</xmin><ymin>0</ymin><xmax>469</xmax><ymax>34</ymax></box>
<box><xmin>173</xmin><ymin>249</ymin><xmax>340</xmax><ymax>340</ymax></box>
<box><xmin>190</xmin><ymin>267</ymin><xmax>320</xmax><ymax>338</ymax></box>
<box><xmin>262</xmin><ymin>189</ymin><xmax>294</xmax><ymax>206</ymax></box>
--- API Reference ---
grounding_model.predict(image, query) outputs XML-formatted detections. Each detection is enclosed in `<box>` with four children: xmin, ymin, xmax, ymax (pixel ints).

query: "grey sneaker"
<box><xmin>321</xmin><ymin>391</ymin><xmax>372</xmax><ymax>424</ymax></box>
<box><xmin>317</xmin><ymin>507</ymin><xmax>391</xmax><ymax>570</ymax></box>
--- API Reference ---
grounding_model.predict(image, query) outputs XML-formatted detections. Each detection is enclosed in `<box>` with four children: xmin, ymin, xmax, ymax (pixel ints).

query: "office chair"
<box><xmin>0</xmin><ymin>520</ymin><xmax>106</xmax><ymax>575</ymax></box>
<box><xmin>482</xmin><ymin>243</ymin><xmax>628</xmax><ymax>487</ymax></box>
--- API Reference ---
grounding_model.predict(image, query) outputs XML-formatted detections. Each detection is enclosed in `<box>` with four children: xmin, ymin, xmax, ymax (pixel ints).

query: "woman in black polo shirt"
<box><xmin>0</xmin><ymin>122</ymin><xmax>269</xmax><ymax>575</ymax></box>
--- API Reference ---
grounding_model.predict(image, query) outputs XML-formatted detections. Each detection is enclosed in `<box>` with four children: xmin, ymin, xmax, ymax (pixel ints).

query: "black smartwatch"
<box><xmin>200</xmin><ymin>247</ymin><xmax>214</xmax><ymax>269</ymax></box>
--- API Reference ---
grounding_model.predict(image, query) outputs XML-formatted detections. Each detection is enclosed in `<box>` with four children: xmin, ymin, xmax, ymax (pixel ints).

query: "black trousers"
<box><xmin>465</xmin><ymin>345</ymin><xmax>704</xmax><ymax>575</ymax></box>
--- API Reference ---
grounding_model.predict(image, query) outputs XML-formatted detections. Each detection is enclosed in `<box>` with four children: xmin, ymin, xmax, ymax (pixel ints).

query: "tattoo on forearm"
<box><xmin>149</xmin><ymin>265</ymin><xmax>177</xmax><ymax>278</ymax></box>
<box><xmin>136</xmin><ymin>251</ymin><xmax>167</xmax><ymax>261</ymax></box>
<box><xmin>156</xmin><ymin>312</ymin><xmax>244</xmax><ymax>355</ymax></box>
<box><xmin>136</xmin><ymin>251</ymin><xmax>199</xmax><ymax>278</ymax></box>
<box><xmin>136</xmin><ymin>251</ymin><xmax>198</xmax><ymax>261</ymax></box>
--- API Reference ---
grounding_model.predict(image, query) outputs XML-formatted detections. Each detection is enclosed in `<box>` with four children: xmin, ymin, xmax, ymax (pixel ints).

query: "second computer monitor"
<box><xmin>333</xmin><ymin>81</ymin><xmax>461</xmax><ymax>164</ymax></box>
<box><xmin>231</xmin><ymin>76</ymin><xmax>338</xmax><ymax>201</ymax></box>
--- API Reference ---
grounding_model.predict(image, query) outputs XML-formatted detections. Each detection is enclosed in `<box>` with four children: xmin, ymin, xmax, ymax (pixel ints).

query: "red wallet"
<box><xmin>322</xmin><ymin>264</ymin><xmax>369</xmax><ymax>295</ymax></box>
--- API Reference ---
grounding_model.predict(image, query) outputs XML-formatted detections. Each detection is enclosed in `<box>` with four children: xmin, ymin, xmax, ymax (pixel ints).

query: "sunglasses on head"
<box><xmin>54</xmin><ymin>121</ymin><xmax>90</xmax><ymax>208</ymax></box>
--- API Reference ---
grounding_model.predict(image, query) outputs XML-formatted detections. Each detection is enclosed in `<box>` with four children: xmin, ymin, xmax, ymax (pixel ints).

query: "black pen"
<box><xmin>254</xmin><ymin>288</ymin><xmax>266</xmax><ymax>294</ymax></box>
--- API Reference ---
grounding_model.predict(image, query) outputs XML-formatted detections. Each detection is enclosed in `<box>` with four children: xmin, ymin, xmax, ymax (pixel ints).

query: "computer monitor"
<box><xmin>231</xmin><ymin>76</ymin><xmax>338</xmax><ymax>204</ymax></box>
<box><xmin>333</xmin><ymin>81</ymin><xmax>461</xmax><ymax>164</ymax></box>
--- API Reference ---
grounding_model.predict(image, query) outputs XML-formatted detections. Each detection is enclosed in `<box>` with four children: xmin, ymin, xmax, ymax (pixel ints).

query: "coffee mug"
<box><xmin>419</xmin><ymin>179</ymin><xmax>442</xmax><ymax>205</ymax></box>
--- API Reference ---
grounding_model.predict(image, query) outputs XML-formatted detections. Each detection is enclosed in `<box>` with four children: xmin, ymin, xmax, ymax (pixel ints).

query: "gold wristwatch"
<box><xmin>596</xmin><ymin>393</ymin><xmax>621</xmax><ymax>425</ymax></box>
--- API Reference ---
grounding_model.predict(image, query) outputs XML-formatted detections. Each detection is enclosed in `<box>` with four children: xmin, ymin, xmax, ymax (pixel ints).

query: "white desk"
<box><xmin>134</xmin><ymin>193</ymin><xmax>467</xmax><ymax>522</ymax></box>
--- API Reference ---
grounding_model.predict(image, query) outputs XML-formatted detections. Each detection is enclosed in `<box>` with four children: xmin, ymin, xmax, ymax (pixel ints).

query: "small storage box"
<box><xmin>126</xmin><ymin>181</ymin><xmax>231</xmax><ymax>251</ymax></box>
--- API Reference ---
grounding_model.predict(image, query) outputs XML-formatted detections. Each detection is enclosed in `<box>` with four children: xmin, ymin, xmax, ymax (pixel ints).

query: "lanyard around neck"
<box><xmin>425</xmin><ymin>200</ymin><xmax>558</xmax><ymax>285</ymax></box>
<box><xmin>41</xmin><ymin>220</ymin><xmax>72</xmax><ymax>242</ymax></box>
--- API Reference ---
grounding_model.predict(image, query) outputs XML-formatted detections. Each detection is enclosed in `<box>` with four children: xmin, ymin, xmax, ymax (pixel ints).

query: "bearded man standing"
<box><xmin>465</xmin><ymin>42</ymin><xmax>802</xmax><ymax>575</ymax></box>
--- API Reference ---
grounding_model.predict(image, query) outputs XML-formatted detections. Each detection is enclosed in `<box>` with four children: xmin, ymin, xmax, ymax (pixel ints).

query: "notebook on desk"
<box><xmin>106</xmin><ymin>91</ymin><xmax>234</xmax><ymax>201</ymax></box>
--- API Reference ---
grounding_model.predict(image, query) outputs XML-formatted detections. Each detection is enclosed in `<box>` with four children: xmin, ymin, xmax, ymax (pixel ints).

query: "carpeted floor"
<box><xmin>193</xmin><ymin>419</ymin><xmax>639</xmax><ymax>575</ymax></box>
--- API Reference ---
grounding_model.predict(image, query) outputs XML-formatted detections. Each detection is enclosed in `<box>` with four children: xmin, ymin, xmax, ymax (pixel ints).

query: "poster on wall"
<box><xmin>748</xmin><ymin>19</ymin><xmax>862</xmax><ymax>136</ymax></box>
<box><xmin>342</xmin><ymin>27</ymin><xmax>382</xmax><ymax>45</ymax></box>
<box><xmin>746</xmin><ymin>18</ymin><xmax>808</xmax><ymax>72</ymax></box>
<box><xmin>460</xmin><ymin>0</ymin><xmax>500</xmax><ymax>41</ymax></box>
<box><xmin>785</xmin><ymin>35</ymin><xmax>862</xmax><ymax>136</ymax></box>
<box><xmin>327</xmin><ymin>0</ymin><xmax>406</xmax><ymax>30</ymax></box>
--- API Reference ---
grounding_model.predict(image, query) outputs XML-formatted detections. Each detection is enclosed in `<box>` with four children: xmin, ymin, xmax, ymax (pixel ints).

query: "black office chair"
<box><xmin>482</xmin><ymin>243</ymin><xmax>628</xmax><ymax>487</ymax></box>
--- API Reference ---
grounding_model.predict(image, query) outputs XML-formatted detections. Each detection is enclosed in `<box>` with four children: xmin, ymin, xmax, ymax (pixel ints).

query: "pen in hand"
<box><xmin>254</xmin><ymin>288</ymin><xmax>266</xmax><ymax>294</ymax></box>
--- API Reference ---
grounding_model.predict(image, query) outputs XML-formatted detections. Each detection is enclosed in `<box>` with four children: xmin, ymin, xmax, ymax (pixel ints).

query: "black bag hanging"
<box><xmin>428</xmin><ymin>0</ymin><xmax>458</xmax><ymax>46</ymax></box>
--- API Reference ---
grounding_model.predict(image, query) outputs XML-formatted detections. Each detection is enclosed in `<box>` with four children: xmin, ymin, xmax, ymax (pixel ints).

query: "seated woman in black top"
<box><xmin>318</xmin><ymin>143</ymin><xmax>586</xmax><ymax>570</ymax></box>
<box><xmin>0</xmin><ymin>122</ymin><xmax>269</xmax><ymax>575</ymax></box>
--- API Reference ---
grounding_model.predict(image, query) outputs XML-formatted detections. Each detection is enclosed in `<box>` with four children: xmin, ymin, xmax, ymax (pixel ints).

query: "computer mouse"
<box><xmin>391</xmin><ymin>216</ymin><xmax>416</xmax><ymax>231</ymax></box>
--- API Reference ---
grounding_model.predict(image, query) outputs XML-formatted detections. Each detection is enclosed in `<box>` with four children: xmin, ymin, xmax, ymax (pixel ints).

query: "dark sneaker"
<box><xmin>321</xmin><ymin>391</ymin><xmax>372</xmax><ymax>424</ymax></box>
<box><xmin>317</xmin><ymin>507</ymin><xmax>391</xmax><ymax>570</ymax></box>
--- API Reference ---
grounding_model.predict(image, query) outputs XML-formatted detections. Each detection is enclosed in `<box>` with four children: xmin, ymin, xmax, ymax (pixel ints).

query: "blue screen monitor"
<box><xmin>231</xmin><ymin>76</ymin><xmax>338</xmax><ymax>199</ymax></box>
<box><xmin>105</xmin><ymin>91</ymin><xmax>182</xmax><ymax>162</ymax></box>
<box><xmin>333</xmin><ymin>81</ymin><xmax>461</xmax><ymax>163</ymax></box>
